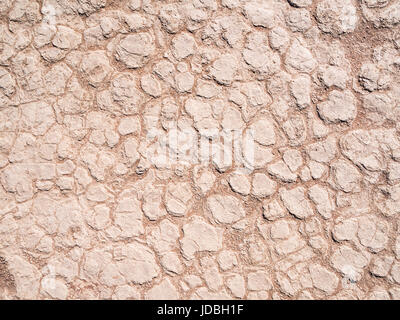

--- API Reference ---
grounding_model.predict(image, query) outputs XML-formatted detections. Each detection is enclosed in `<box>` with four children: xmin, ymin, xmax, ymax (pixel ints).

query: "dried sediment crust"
<box><xmin>0</xmin><ymin>0</ymin><xmax>400</xmax><ymax>300</ymax></box>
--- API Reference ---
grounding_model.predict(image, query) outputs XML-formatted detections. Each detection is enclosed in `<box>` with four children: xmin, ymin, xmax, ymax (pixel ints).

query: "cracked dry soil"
<box><xmin>0</xmin><ymin>0</ymin><xmax>400</xmax><ymax>300</ymax></box>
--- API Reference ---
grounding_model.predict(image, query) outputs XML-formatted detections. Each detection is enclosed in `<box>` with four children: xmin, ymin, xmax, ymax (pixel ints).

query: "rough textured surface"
<box><xmin>0</xmin><ymin>0</ymin><xmax>400</xmax><ymax>300</ymax></box>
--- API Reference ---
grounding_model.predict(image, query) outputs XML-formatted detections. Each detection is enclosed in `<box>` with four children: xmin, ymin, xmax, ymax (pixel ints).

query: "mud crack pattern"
<box><xmin>1</xmin><ymin>0</ymin><xmax>400</xmax><ymax>300</ymax></box>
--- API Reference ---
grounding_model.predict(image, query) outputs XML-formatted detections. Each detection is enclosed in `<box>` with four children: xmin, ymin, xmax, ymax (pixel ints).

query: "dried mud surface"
<box><xmin>0</xmin><ymin>0</ymin><xmax>400</xmax><ymax>300</ymax></box>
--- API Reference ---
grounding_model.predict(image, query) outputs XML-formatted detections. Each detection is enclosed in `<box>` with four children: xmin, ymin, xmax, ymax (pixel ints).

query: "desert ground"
<box><xmin>0</xmin><ymin>0</ymin><xmax>400</xmax><ymax>300</ymax></box>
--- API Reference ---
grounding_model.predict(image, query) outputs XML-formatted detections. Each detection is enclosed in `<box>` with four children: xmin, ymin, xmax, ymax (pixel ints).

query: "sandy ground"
<box><xmin>0</xmin><ymin>0</ymin><xmax>400</xmax><ymax>300</ymax></box>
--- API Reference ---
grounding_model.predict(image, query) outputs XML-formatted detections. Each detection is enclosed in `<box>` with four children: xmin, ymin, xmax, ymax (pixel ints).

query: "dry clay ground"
<box><xmin>0</xmin><ymin>0</ymin><xmax>400</xmax><ymax>300</ymax></box>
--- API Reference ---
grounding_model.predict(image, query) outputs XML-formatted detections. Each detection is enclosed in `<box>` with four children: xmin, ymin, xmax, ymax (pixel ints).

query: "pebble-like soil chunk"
<box><xmin>207</xmin><ymin>194</ymin><xmax>245</xmax><ymax>224</ymax></box>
